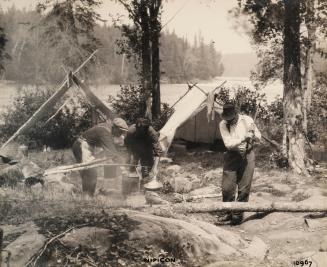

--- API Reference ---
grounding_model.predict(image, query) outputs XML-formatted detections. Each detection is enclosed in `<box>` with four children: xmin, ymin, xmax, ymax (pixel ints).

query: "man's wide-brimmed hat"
<box><xmin>112</xmin><ymin>118</ymin><xmax>128</xmax><ymax>131</ymax></box>
<box><xmin>221</xmin><ymin>103</ymin><xmax>237</xmax><ymax>121</ymax></box>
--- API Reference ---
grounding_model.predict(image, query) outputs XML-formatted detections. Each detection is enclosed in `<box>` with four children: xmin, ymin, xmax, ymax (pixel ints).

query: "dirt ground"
<box><xmin>0</xmin><ymin>148</ymin><xmax>327</xmax><ymax>266</ymax></box>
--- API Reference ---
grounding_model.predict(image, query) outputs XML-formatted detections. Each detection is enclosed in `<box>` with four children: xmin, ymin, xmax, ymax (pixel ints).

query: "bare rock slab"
<box><xmin>0</xmin><ymin>165</ymin><xmax>24</xmax><ymax>186</ymax></box>
<box><xmin>305</xmin><ymin>218</ymin><xmax>327</xmax><ymax>231</ymax></box>
<box><xmin>189</xmin><ymin>185</ymin><xmax>220</xmax><ymax>196</ymax></box>
<box><xmin>271</xmin><ymin>183</ymin><xmax>292</xmax><ymax>194</ymax></box>
<box><xmin>295</xmin><ymin>252</ymin><xmax>327</xmax><ymax>267</ymax></box>
<box><xmin>166</xmin><ymin>165</ymin><xmax>182</xmax><ymax>176</ymax></box>
<box><xmin>61</xmin><ymin>227</ymin><xmax>111</xmax><ymax>256</ymax></box>
<box><xmin>173</xmin><ymin>176</ymin><xmax>193</xmax><ymax>193</ymax></box>
<box><xmin>1</xmin><ymin>224</ymin><xmax>45</xmax><ymax>267</ymax></box>
<box><xmin>241</xmin><ymin>212</ymin><xmax>303</xmax><ymax>233</ymax></box>
<box><xmin>123</xmin><ymin>210</ymin><xmax>243</xmax><ymax>263</ymax></box>
<box><xmin>240</xmin><ymin>236</ymin><xmax>268</xmax><ymax>260</ymax></box>
<box><xmin>203</xmin><ymin>168</ymin><xmax>222</xmax><ymax>183</ymax></box>
<box><xmin>320</xmin><ymin>235</ymin><xmax>327</xmax><ymax>252</ymax></box>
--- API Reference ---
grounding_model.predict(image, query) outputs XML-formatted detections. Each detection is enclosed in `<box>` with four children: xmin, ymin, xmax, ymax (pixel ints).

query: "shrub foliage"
<box><xmin>109</xmin><ymin>84</ymin><xmax>173</xmax><ymax>131</ymax></box>
<box><xmin>0</xmin><ymin>86</ymin><xmax>93</xmax><ymax>149</ymax></box>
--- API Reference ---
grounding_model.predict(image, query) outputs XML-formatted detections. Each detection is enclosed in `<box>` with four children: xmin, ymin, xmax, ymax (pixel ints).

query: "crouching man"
<box><xmin>124</xmin><ymin>118</ymin><xmax>163</xmax><ymax>185</ymax></box>
<box><xmin>72</xmin><ymin>118</ymin><xmax>128</xmax><ymax>196</ymax></box>
<box><xmin>219</xmin><ymin>104</ymin><xmax>261</xmax><ymax>225</ymax></box>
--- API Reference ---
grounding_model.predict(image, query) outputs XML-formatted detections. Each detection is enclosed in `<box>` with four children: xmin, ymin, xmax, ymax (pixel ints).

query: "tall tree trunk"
<box><xmin>140</xmin><ymin>3</ymin><xmax>152</xmax><ymax>120</ymax></box>
<box><xmin>303</xmin><ymin>0</ymin><xmax>317</xmax><ymax>134</ymax></box>
<box><xmin>150</xmin><ymin>0</ymin><xmax>162</xmax><ymax>120</ymax></box>
<box><xmin>283</xmin><ymin>0</ymin><xmax>308</xmax><ymax>174</ymax></box>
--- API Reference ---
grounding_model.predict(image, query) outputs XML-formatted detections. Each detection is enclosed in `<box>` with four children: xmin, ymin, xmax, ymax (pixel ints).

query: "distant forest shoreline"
<box><xmin>0</xmin><ymin>6</ymin><xmax>225</xmax><ymax>85</ymax></box>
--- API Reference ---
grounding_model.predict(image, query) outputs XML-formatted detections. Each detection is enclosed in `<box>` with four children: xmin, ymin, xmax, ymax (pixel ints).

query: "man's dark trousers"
<box><xmin>132</xmin><ymin>149</ymin><xmax>154</xmax><ymax>180</ymax></box>
<box><xmin>222</xmin><ymin>150</ymin><xmax>255</xmax><ymax>216</ymax></box>
<box><xmin>72</xmin><ymin>139</ymin><xmax>97</xmax><ymax>196</ymax></box>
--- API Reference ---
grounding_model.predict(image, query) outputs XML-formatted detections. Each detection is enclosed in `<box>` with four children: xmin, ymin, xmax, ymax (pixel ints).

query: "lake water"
<box><xmin>0</xmin><ymin>77</ymin><xmax>283</xmax><ymax>114</ymax></box>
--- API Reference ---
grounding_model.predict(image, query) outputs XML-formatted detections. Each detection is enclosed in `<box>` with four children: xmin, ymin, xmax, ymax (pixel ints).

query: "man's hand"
<box><xmin>238</xmin><ymin>146</ymin><xmax>246</xmax><ymax>156</ymax></box>
<box><xmin>244</xmin><ymin>131</ymin><xmax>254</xmax><ymax>142</ymax></box>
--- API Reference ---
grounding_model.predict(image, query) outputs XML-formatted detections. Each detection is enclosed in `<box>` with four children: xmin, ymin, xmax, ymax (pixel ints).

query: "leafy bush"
<box><xmin>0</xmin><ymin>86</ymin><xmax>93</xmax><ymax>149</ymax></box>
<box><xmin>108</xmin><ymin>84</ymin><xmax>173</xmax><ymax>131</ymax></box>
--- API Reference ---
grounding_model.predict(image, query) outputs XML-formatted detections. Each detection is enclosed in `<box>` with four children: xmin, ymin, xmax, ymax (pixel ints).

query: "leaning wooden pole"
<box><xmin>71</xmin><ymin>74</ymin><xmax>116</xmax><ymax>120</ymax></box>
<box><xmin>1</xmin><ymin>50</ymin><xmax>98</xmax><ymax>149</ymax></box>
<box><xmin>147</xmin><ymin>201</ymin><xmax>327</xmax><ymax>215</ymax></box>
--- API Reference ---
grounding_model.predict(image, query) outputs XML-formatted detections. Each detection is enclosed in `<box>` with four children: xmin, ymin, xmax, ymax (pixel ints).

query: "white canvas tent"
<box><xmin>159</xmin><ymin>86</ymin><xmax>224</xmax><ymax>153</ymax></box>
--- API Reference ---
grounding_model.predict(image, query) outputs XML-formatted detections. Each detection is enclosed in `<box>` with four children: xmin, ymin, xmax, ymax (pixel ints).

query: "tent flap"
<box><xmin>159</xmin><ymin>86</ymin><xmax>222</xmax><ymax>152</ymax></box>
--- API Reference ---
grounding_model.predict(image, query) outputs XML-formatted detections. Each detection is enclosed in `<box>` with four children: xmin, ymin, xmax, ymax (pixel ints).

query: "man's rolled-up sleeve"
<box><xmin>254</xmin><ymin>124</ymin><xmax>261</xmax><ymax>141</ymax></box>
<box><xmin>246</xmin><ymin>116</ymin><xmax>262</xmax><ymax>141</ymax></box>
<box><xmin>219</xmin><ymin>122</ymin><xmax>244</xmax><ymax>150</ymax></box>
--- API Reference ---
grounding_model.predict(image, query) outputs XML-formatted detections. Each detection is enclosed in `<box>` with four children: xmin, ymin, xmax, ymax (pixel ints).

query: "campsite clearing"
<box><xmin>1</xmin><ymin>148</ymin><xmax>327</xmax><ymax>267</ymax></box>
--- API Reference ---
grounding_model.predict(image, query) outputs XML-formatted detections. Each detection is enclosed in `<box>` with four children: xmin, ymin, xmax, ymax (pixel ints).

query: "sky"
<box><xmin>0</xmin><ymin>0</ymin><xmax>255</xmax><ymax>54</ymax></box>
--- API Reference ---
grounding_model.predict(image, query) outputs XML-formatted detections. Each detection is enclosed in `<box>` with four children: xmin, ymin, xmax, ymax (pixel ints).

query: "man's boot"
<box><xmin>216</xmin><ymin>212</ymin><xmax>233</xmax><ymax>222</ymax></box>
<box><xmin>230</xmin><ymin>213</ymin><xmax>243</xmax><ymax>225</ymax></box>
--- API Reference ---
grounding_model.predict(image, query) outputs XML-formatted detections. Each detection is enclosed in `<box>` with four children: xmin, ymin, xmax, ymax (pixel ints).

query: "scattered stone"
<box><xmin>309</xmin><ymin>252</ymin><xmax>327</xmax><ymax>267</ymax></box>
<box><xmin>171</xmin><ymin>193</ymin><xmax>184</xmax><ymax>203</ymax></box>
<box><xmin>61</xmin><ymin>227</ymin><xmax>111</xmax><ymax>256</ymax></box>
<box><xmin>0</xmin><ymin>165</ymin><xmax>24</xmax><ymax>186</ymax></box>
<box><xmin>248</xmin><ymin>194</ymin><xmax>271</xmax><ymax>204</ymax></box>
<box><xmin>242</xmin><ymin>213</ymin><xmax>297</xmax><ymax>233</ymax></box>
<box><xmin>271</xmin><ymin>183</ymin><xmax>292</xmax><ymax>194</ymax></box>
<box><xmin>145</xmin><ymin>191</ymin><xmax>169</xmax><ymax>205</ymax></box>
<box><xmin>266</xmin><ymin>230</ymin><xmax>311</xmax><ymax>241</ymax></box>
<box><xmin>173</xmin><ymin>176</ymin><xmax>193</xmax><ymax>193</ymax></box>
<box><xmin>303</xmin><ymin>188</ymin><xmax>323</xmax><ymax>198</ymax></box>
<box><xmin>160</xmin><ymin>157</ymin><xmax>173</xmax><ymax>163</ymax></box>
<box><xmin>1</xmin><ymin>225</ymin><xmax>45</xmax><ymax>267</ymax></box>
<box><xmin>20</xmin><ymin>158</ymin><xmax>43</xmax><ymax>177</ymax></box>
<box><xmin>45</xmin><ymin>173</ymin><xmax>78</xmax><ymax>193</ymax></box>
<box><xmin>203</xmin><ymin>169</ymin><xmax>222</xmax><ymax>182</ymax></box>
<box><xmin>185</xmin><ymin>172</ymin><xmax>198</xmax><ymax>180</ymax></box>
<box><xmin>300</xmin><ymin>195</ymin><xmax>327</xmax><ymax>208</ymax></box>
<box><xmin>126</xmin><ymin>210</ymin><xmax>243</xmax><ymax>263</ymax></box>
<box><xmin>166</xmin><ymin>165</ymin><xmax>182</xmax><ymax>176</ymax></box>
<box><xmin>320</xmin><ymin>235</ymin><xmax>327</xmax><ymax>252</ymax></box>
<box><xmin>305</xmin><ymin>218</ymin><xmax>327</xmax><ymax>231</ymax></box>
<box><xmin>291</xmin><ymin>188</ymin><xmax>306</xmax><ymax>195</ymax></box>
<box><xmin>189</xmin><ymin>185</ymin><xmax>220</xmax><ymax>196</ymax></box>
<box><xmin>240</xmin><ymin>236</ymin><xmax>268</xmax><ymax>260</ymax></box>
<box><xmin>251</xmin><ymin>192</ymin><xmax>272</xmax><ymax>200</ymax></box>
<box><xmin>293</xmin><ymin>251</ymin><xmax>327</xmax><ymax>267</ymax></box>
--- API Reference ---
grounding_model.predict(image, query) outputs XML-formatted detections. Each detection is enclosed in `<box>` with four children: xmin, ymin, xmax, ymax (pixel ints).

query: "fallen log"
<box><xmin>43</xmin><ymin>158</ymin><xmax>142</xmax><ymax>176</ymax></box>
<box><xmin>145</xmin><ymin>201</ymin><xmax>327</xmax><ymax>216</ymax></box>
<box><xmin>184</xmin><ymin>193</ymin><xmax>222</xmax><ymax>202</ymax></box>
<box><xmin>1</xmin><ymin>50</ymin><xmax>97</xmax><ymax>149</ymax></box>
<box><xmin>0</xmin><ymin>228</ymin><xmax>2</xmax><ymax>267</ymax></box>
<box><xmin>47</xmin><ymin>158</ymin><xmax>110</xmax><ymax>172</ymax></box>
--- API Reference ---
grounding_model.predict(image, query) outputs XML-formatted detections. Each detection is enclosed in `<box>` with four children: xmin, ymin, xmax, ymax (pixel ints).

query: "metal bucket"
<box><xmin>121</xmin><ymin>172</ymin><xmax>140</xmax><ymax>195</ymax></box>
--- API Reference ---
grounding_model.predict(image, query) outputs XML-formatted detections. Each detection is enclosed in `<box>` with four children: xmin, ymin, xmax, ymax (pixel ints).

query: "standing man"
<box><xmin>124</xmin><ymin>118</ymin><xmax>163</xmax><ymax>184</ymax></box>
<box><xmin>219</xmin><ymin>103</ymin><xmax>261</xmax><ymax>225</ymax></box>
<box><xmin>72</xmin><ymin>118</ymin><xmax>128</xmax><ymax>196</ymax></box>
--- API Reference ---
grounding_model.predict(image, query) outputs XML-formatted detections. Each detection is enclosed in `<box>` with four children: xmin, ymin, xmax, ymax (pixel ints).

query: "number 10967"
<box><xmin>293</xmin><ymin>259</ymin><xmax>313</xmax><ymax>267</ymax></box>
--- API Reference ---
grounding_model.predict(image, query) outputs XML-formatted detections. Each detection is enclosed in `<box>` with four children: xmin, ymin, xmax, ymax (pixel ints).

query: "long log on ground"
<box><xmin>145</xmin><ymin>201</ymin><xmax>327</xmax><ymax>215</ymax></box>
<box><xmin>1</xmin><ymin>50</ymin><xmax>97</xmax><ymax>149</ymax></box>
<box><xmin>0</xmin><ymin>228</ymin><xmax>2</xmax><ymax>267</ymax></box>
<box><xmin>72</xmin><ymin>74</ymin><xmax>115</xmax><ymax>120</ymax></box>
<box><xmin>43</xmin><ymin>158</ymin><xmax>143</xmax><ymax>176</ymax></box>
